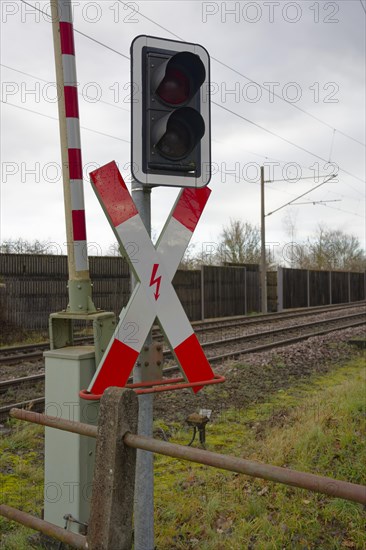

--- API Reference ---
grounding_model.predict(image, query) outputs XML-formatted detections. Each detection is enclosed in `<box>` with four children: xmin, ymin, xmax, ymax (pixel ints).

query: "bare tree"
<box><xmin>179</xmin><ymin>243</ymin><xmax>200</xmax><ymax>269</ymax></box>
<box><xmin>0</xmin><ymin>238</ymin><xmax>55</xmax><ymax>254</ymax></box>
<box><xmin>218</xmin><ymin>219</ymin><xmax>261</xmax><ymax>264</ymax></box>
<box><xmin>282</xmin><ymin>210</ymin><xmax>300</xmax><ymax>268</ymax></box>
<box><xmin>287</xmin><ymin>225</ymin><xmax>365</xmax><ymax>271</ymax></box>
<box><xmin>305</xmin><ymin>225</ymin><xmax>365</xmax><ymax>271</ymax></box>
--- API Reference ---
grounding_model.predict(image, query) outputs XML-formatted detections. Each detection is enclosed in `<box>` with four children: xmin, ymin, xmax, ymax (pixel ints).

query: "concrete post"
<box><xmin>329</xmin><ymin>271</ymin><xmax>332</xmax><ymax>305</ymax></box>
<box><xmin>277</xmin><ymin>267</ymin><xmax>283</xmax><ymax>312</ymax></box>
<box><xmin>260</xmin><ymin>166</ymin><xmax>268</xmax><ymax>313</ymax></box>
<box><xmin>244</xmin><ymin>267</ymin><xmax>247</xmax><ymax>315</ymax></box>
<box><xmin>348</xmin><ymin>272</ymin><xmax>351</xmax><ymax>303</ymax></box>
<box><xmin>88</xmin><ymin>388</ymin><xmax>138</xmax><ymax>550</ymax></box>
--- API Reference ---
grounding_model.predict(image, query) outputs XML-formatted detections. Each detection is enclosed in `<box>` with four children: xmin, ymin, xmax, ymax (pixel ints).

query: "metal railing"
<box><xmin>1</xmin><ymin>388</ymin><xmax>365</xmax><ymax>549</ymax></box>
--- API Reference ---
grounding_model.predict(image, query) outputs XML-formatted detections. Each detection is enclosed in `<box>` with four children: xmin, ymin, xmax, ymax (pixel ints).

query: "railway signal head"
<box><xmin>131</xmin><ymin>35</ymin><xmax>211</xmax><ymax>188</ymax></box>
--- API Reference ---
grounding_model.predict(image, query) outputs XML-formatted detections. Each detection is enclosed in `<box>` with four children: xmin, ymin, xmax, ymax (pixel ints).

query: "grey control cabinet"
<box><xmin>44</xmin><ymin>346</ymin><xmax>99</xmax><ymax>533</ymax></box>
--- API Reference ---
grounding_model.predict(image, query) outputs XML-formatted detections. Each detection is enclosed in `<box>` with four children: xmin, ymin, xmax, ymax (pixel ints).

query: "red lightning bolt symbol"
<box><xmin>149</xmin><ymin>263</ymin><xmax>161</xmax><ymax>301</ymax></box>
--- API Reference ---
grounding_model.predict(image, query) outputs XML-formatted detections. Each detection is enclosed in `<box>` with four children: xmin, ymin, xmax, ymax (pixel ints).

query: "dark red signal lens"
<box><xmin>156</xmin><ymin>68</ymin><xmax>190</xmax><ymax>106</ymax></box>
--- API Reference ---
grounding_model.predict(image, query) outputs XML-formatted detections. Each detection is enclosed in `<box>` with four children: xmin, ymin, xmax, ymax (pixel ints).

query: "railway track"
<box><xmin>0</xmin><ymin>301</ymin><xmax>364</xmax><ymax>365</ymax></box>
<box><xmin>0</xmin><ymin>304</ymin><xmax>364</xmax><ymax>420</ymax></box>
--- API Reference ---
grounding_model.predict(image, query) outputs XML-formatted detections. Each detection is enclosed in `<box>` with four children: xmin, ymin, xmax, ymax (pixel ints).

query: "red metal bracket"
<box><xmin>79</xmin><ymin>374</ymin><xmax>225</xmax><ymax>400</ymax></box>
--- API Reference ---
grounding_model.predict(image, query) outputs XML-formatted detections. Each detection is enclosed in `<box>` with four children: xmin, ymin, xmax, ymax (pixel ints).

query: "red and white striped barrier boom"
<box><xmin>51</xmin><ymin>0</ymin><xmax>88</xmax><ymax>273</ymax></box>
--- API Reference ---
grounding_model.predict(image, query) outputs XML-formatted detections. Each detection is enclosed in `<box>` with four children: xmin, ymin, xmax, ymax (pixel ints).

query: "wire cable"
<box><xmin>316</xmin><ymin>202</ymin><xmax>365</xmax><ymax>219</ymax></box>
<box><xmin>13</xmin><ymin>1</ymin><xmax>366</xmax><ymax>191</ymax></box>
<box><xmin>266</xmin><ymin>175</ymin><xmax>336</xmax><ymax>216</ymax></box>
<box><xmin>119</xmin><ymin>0</ymin><xmax>366</xmax><ymax>148</ymax></box>
<box><xmin>1</xmin><ymin>100</ymin><xmax>130</xmax><ymax>143</ymax></box>
<box><xmin>211</xmin><ymin>57</ymin><xmax>365</xmax><ymax>148</ymax></box>
<box><xmin>0</xmin><ymin>63</ymin><xmax>130</xmax><ymax>113</ymax></box>
<box><xmin>212</xmin><ymin>101</ymin><xmax>365</xmax><ymax>190</ymax></box>
<box><xmin>20</xmin><ymin>0</ymin><xmax>130</xmax><ymax>60</ymax></box>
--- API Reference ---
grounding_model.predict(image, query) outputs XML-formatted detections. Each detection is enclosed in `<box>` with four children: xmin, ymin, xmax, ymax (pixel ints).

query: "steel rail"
<box><xmin>208</xmin><ymin>319</ymin><xmax>366</xmax><ymax>363</ymax></box>
<box><xmin>0</xmin><ymin>373</ymin><xmax>44</xmax><ymax>391</ymax></box>
<box><xmin>199</xmin><ymin>312</ymin><xmax>366</xmax><ymax>353</ymax></box>
<box><xmin>1</xmin><ymin>301</ymin><xmax>364</xmax><ymax>364</ymax></box>
<box><xmin>191</xmin><ymin>300</ymin><xmax>366</xmax><ymax>333</ymax></box>
<box><xmin>8</xmin><ymin>408</ymin><xmax>366</xmax><ymax>505</ymax></box>
<box><xmin>0</xmin><ymin>398</ymin><xmax>45</xmax><ymax>419</ymax></box>
<box><xmin>0</xmin><ymin>505</ymin><xmax>88</xmax><ymax>549</ymax></box>
<box><xmin>1</xmin><ymin>317</ymin><xmax>365</xmax><ymax>420</ymax></box>
<box><xmin>3</xmin><ymin>314</ymin><xmax>364</xmax><ymax>392</ymax></box>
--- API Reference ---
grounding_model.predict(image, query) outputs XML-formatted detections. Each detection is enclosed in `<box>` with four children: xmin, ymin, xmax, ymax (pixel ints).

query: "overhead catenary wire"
<box><xmin>19</xmin><ymin>0</ymin><xmax>366</xmax><ymax>149</ymax></box>
<box><xmin>278</xmin><ymin>199</ymin><xmax>365</xmax><ymax>220</ymax></box>
<box><xmin>19</xmin><ymin>0</ymin><xmax>130</xmax><ymax>59</ymax></box>
<box><xmin>212</xmin><ymin>101</ymin><xmax>365</xmax><ymax>191</ymax></box>
<box><xmin>266</xmin><ymin>175</ymin><xmax>337</xmax><ymax>217</ymax></box>
<box><xmin>0</xmin><ymin>63</ymin><xmax>130</xmax><ymax>113</ymax></box>
<box><xmin>328</xmin><ymin>129</ymin><xmax>337</xmax><ymax>162</ymax></box>
<box><xmin>4</xmin><ymin>61</ymin><xmax>358</xmax><ymax>196</ymax></box>
<box><xmin>118</xmin><ymin>0</ymin><xmax>366</xmax><ymax>148</ymax></box>
<box><xmin>314</xmin><ymin>202</ymin><xmax>365</xmax><ymax>219</ymax></box>
<box><xmin>14</xmin><ymin>0</ymin><xmax>366</xmax><ymax>193</ymax></box>
<box><xmin>1</xmin><ymin>60</ymin><xmax>308</xmax><ymax>172</ymax></box>
<box><xmin>1</xmin><ymin>100</ymin><xmax>130</xmax><ymax>143</ymax></box>
<box><xmin>266</xmin><ymin>175</ymin><xmax>337</xmax><ymax>183</ymax></box>
<box><xmin>214</xmin><ymin>167</ymin><xmax>366</xmax><ymax>221</ymax></box>
<box><xmin>292</xmin><ymin>200</ymin><xmax>341</xmax><ymax>206</ymax></box>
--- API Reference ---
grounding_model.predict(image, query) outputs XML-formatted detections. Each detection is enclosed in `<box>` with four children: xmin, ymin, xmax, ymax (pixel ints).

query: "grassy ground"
<box><xmin>154</xmin><ymin>356</ymin><xmax>366</xmax><ymax>549</ymax></box>
<box><xmin>0</xmin><ymin>356</ymin><xmax>365</xmax><ymax>549</ymax></box>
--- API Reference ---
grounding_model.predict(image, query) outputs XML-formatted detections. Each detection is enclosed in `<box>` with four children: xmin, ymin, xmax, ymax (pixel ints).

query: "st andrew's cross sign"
<box><xmin>86</xmin><ymin>161</ymin><xmax>216</xmax><ymax>396</ymax></box>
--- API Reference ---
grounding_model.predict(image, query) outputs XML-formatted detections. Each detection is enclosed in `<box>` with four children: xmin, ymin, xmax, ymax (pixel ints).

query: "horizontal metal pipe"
<box><xmin>0</xmin><ymin>505</ymin><xmax>87</xmax><ymax>549</ymax></box>
<box><xmin>10</xmin><ymin>408</ymin><xmax>97</xmax><ymax>438</ymax></box>
<box><xmin>10</xmin><ymin>408</ymin><xmax>366</xmax><ymax>504</ymax></box>
<box><xmin>124</xmin><ymin>433</ymin><xmax>366</xmax><ymax>505</ymax></box>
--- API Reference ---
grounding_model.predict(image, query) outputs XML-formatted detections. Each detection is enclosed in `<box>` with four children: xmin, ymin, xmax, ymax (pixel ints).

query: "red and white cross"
<box><xmin>87</xmin><ymin>161</ymin><xmax>215</xmax><ymax>395</ymax></box>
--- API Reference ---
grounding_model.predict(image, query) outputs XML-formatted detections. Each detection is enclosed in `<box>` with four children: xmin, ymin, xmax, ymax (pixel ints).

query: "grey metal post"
<box><xmin>307</xmin><ymin>270</ymin><xmax>310</xmax><ymax>308</ymax></box>
<box><xmin>277</xmin><ymin>266</ymin><xmax>283</xmax><ymax>312</ymax></box>
<box><xmin>131</xmin><ymin>180</ymin><xmax>154</xmax><ymax>550</ymax></box>
<box><xmin>260</xmin><ymin>166</ymin><xmax>268</xmax><ymax>313</ymax></box>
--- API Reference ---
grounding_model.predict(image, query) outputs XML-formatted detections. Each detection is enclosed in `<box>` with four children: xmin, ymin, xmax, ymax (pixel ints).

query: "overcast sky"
<box><xmin>1</xmin><ymin>0</ymin><xmax>365</xmax><ymax>265</ymax></box>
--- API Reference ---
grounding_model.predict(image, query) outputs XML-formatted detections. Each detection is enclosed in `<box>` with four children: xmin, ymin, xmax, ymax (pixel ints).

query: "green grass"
<box><xmin>0</xmin><ymin>421</ymin><xmax>44</xmax><ymax>549</ymax></box>
<box><xmin>0</xmin><ymin>357</ymin><xmax>365</xmax><ymax>549</ymax></box>
<box><xmin>153</xmin><ymin>357</ymin><xmax>366</xmax><ymax>549</ymax></box>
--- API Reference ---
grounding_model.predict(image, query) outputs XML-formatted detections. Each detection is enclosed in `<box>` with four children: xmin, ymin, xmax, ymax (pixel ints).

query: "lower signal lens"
<box><xmin>157</xmin><ymin>121</ymin><xmax>192</xmax><ymax>160</ymax></box>
<box><xmin>156</xmin><ymin>108</ymin><xmax>205</xmax><ymax>161</ymax></box>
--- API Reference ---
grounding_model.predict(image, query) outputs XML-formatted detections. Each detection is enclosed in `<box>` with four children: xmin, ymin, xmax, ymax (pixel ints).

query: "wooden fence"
<box><xmin>277</xmin><ymin>267</ymin><xmax>365</xmax><ymax>310</ymax></box>
<box><xmin>0</xmin><ymin>254</ymin><xmax>260</xmax><ymax>332</ymax></box>
<box><xmin>1</xmin><ymin>255</ymin><xmax>364</xmax><ymax>335</ymax></box>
